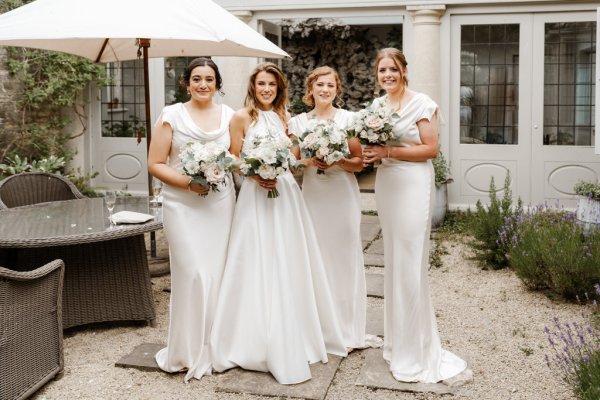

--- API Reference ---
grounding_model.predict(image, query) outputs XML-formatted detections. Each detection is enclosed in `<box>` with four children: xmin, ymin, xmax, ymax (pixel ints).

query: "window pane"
<box><xmin>460</xmin><ymin>23</ymin><xmax>519</xmax><ymax>144</ymax></box>
<box><xmin>101</xmin><ymin>60</ymin><xmax>147</xmax><ymax>138</ymax></box>
<box><xmin>461</xmin><ymin>65</ymin><xmax>475</xmax><ymax>84</ymax></box>
<box><xmin>165</xmin><ymin>57</ymin><xmax>196</xmax><ymax>105</ymax></box>
<box><xmin>544</xmin><ymin>21</ymin><xmax>596</xmax><ymax>146</ymax></box>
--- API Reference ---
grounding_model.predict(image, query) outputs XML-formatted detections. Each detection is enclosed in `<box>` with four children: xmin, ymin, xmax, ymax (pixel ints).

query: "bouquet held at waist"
<box><xmin>240</xmin><ymin>129</ymin><xmax>298</xmax><ymax>198</ymax></box>
<box><xmin>347</xmin><ymin>101</ymin><xmax>398</xmax><ymax>146</ymax></box>
<box><xmin>299</xmin><ymin>118</ymin><xmax>350</xmax><ymax>175</ymax></box>
<box><xmin>179</xmin><ymin>141</ymin><xmax>237</xmax><ymax>197</ymax></box>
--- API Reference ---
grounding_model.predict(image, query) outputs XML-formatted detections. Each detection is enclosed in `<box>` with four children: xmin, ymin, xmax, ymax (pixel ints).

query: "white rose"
<box><xmin>240</xmin><ymin>163</ymin><xmax>251</xmax><ymax>175</ymax></box>
<box><xmin>204</xmin><ymin>164</ymin><xmax>225</xmax><ymax>184</ymax></box>
<box><xmin>258</xmin><ymin>164</ymin><xmax>277</xmax><ymax>180</ymax></box>
<box><xmin>366</xmin><ymin>116</ymin><xmax>385</xmax><ymax>131</ymax></box>
<box><xmin>317</xmin><ymin>147</ymin><xmax>330</xmax><ymax>158</ymax></box>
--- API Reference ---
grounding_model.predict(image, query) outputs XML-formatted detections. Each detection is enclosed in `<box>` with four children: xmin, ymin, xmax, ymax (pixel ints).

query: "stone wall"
<box><xmin>0</xmin><ymin>47</ymin><xmax>21</xmax><ymax>135</ymax></box>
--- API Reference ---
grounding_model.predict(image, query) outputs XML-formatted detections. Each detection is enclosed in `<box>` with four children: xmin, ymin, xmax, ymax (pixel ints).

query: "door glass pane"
<box><xmin>101</xmin><ymin>60</ymin><xmax>146</xmax><ymax>138</ymax></box>
<box><xmin>543</xmin><ymin>21</ymin><xmax>596</xmax><ymax>146</ymax></box>
<box><xmin>164</xmin><ymin>57</ymin><xmax>197</xmax><ymax>106</ymax></box>
<box><xmin>460</xmin><ymin>24</ymin><xmax>519</xmax><ymax>144</ymax></box>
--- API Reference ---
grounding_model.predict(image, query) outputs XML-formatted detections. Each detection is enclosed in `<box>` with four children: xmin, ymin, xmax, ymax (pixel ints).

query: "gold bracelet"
<box><xmin>387</xmin><ymin>147</ymin><xmax>391</xmax><ymax>159</ymax></box>
<box><xmin>187</xmin><ymin>177</ymin><xmax>193</xmax><ymax>191</ymax></box>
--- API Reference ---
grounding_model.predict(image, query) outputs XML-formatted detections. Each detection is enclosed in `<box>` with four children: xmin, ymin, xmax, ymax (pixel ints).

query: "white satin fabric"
<box><xmin>210</xmin><ymin>110</ymin><xmax>347</xmax><ymax>385</ymax></box>
<box><xmin>375</xmin><ymin>93</ymin><xmax>467</xmax><ymax>383</ymax></box>
<box><xmin>155</xmin><ymin>103</ymin><xmax>236</xmax><ymax>382</ymax></box>
<box><xmin>289</xmin><ymin>109</ymin><xmax>367</xmax><ymax>349</ymax></box>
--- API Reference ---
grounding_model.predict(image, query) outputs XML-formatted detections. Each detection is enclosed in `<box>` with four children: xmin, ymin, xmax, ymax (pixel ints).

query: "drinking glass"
<box><xmin>152</xmin><ymin>178</ymin><xmax>163</xmax><ymax>205</ymax></box>
<box><xmin>105</xmin><ymin>190</ymin><xmax>116</xmax><ymax>223</ymax></box>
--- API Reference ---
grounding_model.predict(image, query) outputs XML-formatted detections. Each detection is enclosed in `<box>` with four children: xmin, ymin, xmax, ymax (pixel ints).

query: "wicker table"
<box><xmin>0</xmin><ymin>196</ymin><xmax>162</xmax><ymax>329</ymax></box>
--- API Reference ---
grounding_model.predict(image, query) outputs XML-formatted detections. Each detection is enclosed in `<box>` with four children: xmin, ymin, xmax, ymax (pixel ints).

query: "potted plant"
<box><xmin>574</xmin><ymin>180</ymin><xmax>600</xmax><ymax>224</ymax></box>
<box><xmin>431</xmin><ymin>150</ymin><xmax>453</xmax><ymax>228</ymax></box>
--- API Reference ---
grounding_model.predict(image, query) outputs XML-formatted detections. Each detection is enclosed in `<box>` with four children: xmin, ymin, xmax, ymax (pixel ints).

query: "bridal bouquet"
<box><xmin>240</xmin><ymin>129</ymin><xmax>297</xmax><ymax>198</ymax></box>
<box><xmin>300</xmin><ymin>119</ymin><xmax>349</xmax><ymax>174</ymax></box>
<box><xmin>179</xmin><ymin>141</ymin><xmax>237</xmax><ymax>197</ymax></box>
<box><xmin>347</xmin><ymin>101</ymin><xmax>398</xmax><ymax>145</ymax></box>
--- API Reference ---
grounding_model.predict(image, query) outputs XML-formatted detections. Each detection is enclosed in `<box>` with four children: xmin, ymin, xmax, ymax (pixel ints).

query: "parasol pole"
<box><xmin>138</xmin><ymin>38</ymin><xmax>157</xmax><ymax>257</ymax></box>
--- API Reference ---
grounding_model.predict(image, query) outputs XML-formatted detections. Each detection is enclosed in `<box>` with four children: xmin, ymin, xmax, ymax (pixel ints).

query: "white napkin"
<box><xmin>110</xmin><ymin>211</ymin><xmax>155</xmax><ymax>224</ymax></box>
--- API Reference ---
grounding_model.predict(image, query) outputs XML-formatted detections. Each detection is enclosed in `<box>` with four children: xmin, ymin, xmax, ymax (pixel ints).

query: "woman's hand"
<box><xmin>300</xmin><ymin>158</ymin><xmax>314</xmax><ymax>168</ymax></box>
<box><xmin>251</xmin><ymin>175</ymin><xmax>278</xmax><ymax>190</ymax></box>
<box><xmin>312</xmin><ymin>157</ymin><xmax>332</xmax><ymax>171</ymax></box>
<box><xmin>363</xmin><ymin>145</ymin><xmax>387</xmax><ymax>165</ymax></box>
<box><xmin>188</xmin><ymin>182</ymin><xmax>209</xmax><ymax>196</ymax></box>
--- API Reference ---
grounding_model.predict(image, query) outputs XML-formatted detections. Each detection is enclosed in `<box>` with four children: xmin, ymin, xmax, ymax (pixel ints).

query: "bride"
<box><xmin>210</xmin><ymin>62</ymin><xmax>346</xmax><ymax>385</ymax></box>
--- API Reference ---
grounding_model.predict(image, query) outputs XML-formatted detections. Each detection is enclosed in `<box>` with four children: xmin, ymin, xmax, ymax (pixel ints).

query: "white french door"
<box><xmin>450</xmin><ymin>11</ymin><xmax>599</xmax><ymax>208</ymax></box>
<box><xmin>90</xmin><ymin>59</ymin><xmax>164</xmax><ymax>194</ymax></box>
<box><xmin>531</xmin><ymin>12</ymin><xmax>599</xmax><ymax>207</ymax></box>
<box><xmin>449</xmin><ymin>14</ymin><xmax>533</xmax><ymax>207</ymax></box>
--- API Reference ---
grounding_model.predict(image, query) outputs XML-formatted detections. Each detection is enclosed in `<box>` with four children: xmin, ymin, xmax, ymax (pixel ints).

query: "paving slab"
<box><xmin>355</xmin><ymin>348</ymin><xmax>454</xmax><ymax>395</ymax></box>
<box><xmin>115</xmin><ymin>343</ymin><xmax>163</xmax><ymax>371</ymax></box>
<box><xmin>357</xmin><ymin>170</ymin><xmax>376</xmax><ymax>193</ymax></box>
<box><xmin>360</xmin><ymin>214</ymin><xmax>380</xmax><ymax>225</ymax></box>
<box><xmin>363</xmin><ymin>253</ymin><xmax>384</xmax><ymax>267</ymax></box>
<box><xmin>366</xmin><ymin>307</ymin><xmax>384</xmax><ymax>337</ymax></box>
<box><xmin>365</xmin><ymin>237</ymin><xmax>384</xmax><ymax>255</ymax></box>
<box><xmin>148</xmin><ymin>257</ymin><xmax>170</xmax><ymax>277</ymax></box>
<box><xmin>366</xmin><ymin>273</ymin><xmax>384</xmax><ymax>298</ymax></box>
<box><xmin>360</xmin><ymin>223</ymin><xmax>380</xmax><ymax>244</ymax></box>
<box><xmin>215</xmin><ymin>355</ymin><xmax>343</xmax><ymax>400</ymax></box>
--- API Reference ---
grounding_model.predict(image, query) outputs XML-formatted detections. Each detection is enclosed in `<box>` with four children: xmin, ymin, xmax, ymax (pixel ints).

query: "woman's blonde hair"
<box><xmin>302</xmin><ymin>66</ymin><xmax>344</xmax><ymax>108</ymax></box>
<box><xmin>245</xmin><ymin>62</ymin><xmax>289</xmax><ymax>128</ymax></box>
<box><xmin>374</xmin><ymin>48</ymin><xmax>409</xmax><ymax>96</ymax></box>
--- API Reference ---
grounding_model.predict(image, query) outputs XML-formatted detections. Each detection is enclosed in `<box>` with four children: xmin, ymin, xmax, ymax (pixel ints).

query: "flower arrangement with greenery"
<box><xmin>574</xmin><ymin>181</ymin><xmax>600</xmax><ymax>202</ymax></box>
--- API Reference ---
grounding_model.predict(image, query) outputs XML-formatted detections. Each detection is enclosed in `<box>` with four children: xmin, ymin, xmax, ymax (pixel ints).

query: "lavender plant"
<box><xmin>501</xmin><ymin>204</ymin><xmax>600</xmax><ymax>299</ymax></box>
<box><xmin>545</xmin><ymin>303</ymin><xmax>600</xmax><ymax>400</ymax></box>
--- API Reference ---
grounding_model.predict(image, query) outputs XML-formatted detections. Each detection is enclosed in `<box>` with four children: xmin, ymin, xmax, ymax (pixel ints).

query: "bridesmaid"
<box><xmin>362</xmin><ymin>48</ymin><xmax>467</xmax><ymax>383</ymax></box>
<box><xmin>288</xmin><ymin>66</ymin><xmax>366</xmax><ymax>352</ymax></box>
<box><xmin>148</xmin><ymin>58</ymin><xmax>236</xmax><ymax>382</ymax></box>
<box><xmin>210</xmin><ymin>62</ymin><xmax>346</xmax><ymax>385</ymax></box>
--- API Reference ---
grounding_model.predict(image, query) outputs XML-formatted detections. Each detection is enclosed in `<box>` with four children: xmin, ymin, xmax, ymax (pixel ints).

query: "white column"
<box><xmin>213</xmin><ymin>10</ymin><xmax>256</xmax><ymax>110</ymax></box>
<box><xmin>406</xmin><ymin>5</ymin><xmax>446</xmax><ymax>104</ymax></box>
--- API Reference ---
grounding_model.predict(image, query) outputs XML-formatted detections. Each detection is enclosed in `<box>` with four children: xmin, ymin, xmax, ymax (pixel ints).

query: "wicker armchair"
<box><xmin>0</xmin><ymin>259</ymin><xmax>64</xmax><ymax>400</ymax></box>
<box><xmin>0</xmin><ymin>172</ymin><xmax>86</xmax><ymax>209</ymax></box>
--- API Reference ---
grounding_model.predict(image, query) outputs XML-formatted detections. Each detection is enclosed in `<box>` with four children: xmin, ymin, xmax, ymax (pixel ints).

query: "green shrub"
<box><xmin>432</xmin><ymin>150</ymin><xmax>451</xmax><ymax>188</ymax></box>
<box><xmin>574</xmin><ymin>181</ymin><xmax>600</xmax><ymax>201</ymax></box>
<box><xmin>0</xmin><ymin>155</ymin><xmax>100</xmax><ymax>197</ymax></box>
<box><xmin>502</xmin><ymin>205</ymin><xmax>600</xmax><ymax>300</ymax></box>
<box><xmin>470</xmin><ymin>173</ymin><xmax>521</xmax><ymax>269</ymax></box>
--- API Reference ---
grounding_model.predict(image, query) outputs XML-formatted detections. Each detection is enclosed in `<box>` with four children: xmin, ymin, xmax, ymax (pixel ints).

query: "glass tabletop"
<box><xmin>0</xmin><ymin>196</ymin><xmax>162</xmax><ymax>245</ymax></box>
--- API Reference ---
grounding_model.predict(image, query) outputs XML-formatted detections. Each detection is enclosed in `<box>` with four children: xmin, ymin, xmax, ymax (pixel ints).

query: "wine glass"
<box><xmin>105</xmin><ymin>190</ymin><xmax>116</xmax><ymax>224</ymax></box>
<box><xmin>152</xmin><ymin>178</ymin><xmax>163</xmax><ymax>206</ymax></box>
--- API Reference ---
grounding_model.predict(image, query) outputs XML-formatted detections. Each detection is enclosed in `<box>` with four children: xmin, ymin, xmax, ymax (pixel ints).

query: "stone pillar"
<box><xmin>213</xmin><ymin>10</ymin><xmax>256</xmax><ymax>110</ymax></box>
<box><xmin>406</xmin><ymin>5</ymin><xmax>445</xmax><ymax>104</ymax></box>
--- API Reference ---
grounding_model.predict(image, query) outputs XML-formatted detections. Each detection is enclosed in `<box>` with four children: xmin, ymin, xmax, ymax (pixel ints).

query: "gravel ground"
<box><xmin>32</xmin><ymin>228</ymin><xmax>581</xmax><ymax>400</ymax></box>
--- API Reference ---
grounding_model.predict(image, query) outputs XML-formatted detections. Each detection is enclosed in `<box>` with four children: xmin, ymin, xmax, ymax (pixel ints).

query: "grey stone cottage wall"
<box><xmin>0</xmin><ymin>47</ymin><xmax>20</xmax><ymax>134</ymax></box>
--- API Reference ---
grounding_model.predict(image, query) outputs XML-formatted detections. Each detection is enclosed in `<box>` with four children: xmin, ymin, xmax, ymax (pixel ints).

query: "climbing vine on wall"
<box><xmin>281</xmin><ymin>18</ymin><xmax>402</xmax><ymax>115</ymax></box>
<box><xmin>0</xmin><ymin>0</ymin><xmax>110</xmax><ymax>163</ymax></box>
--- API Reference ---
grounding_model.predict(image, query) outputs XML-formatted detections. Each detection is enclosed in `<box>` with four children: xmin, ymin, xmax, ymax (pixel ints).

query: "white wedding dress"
<box><xmin>154</xmin><ymin>103</ymin><xmax>236</xmax><ymax>382</ymax></box>
<box><xmin>210</xmin><ymin>110</ymin><xmax>347</xmax><ymax>385</ymax></box>
<box><xmin>289</xmin><ymin>109</ymin><xmax>367</xmax><ymax>349</ymax></box>
<box><xmin>374</xmin><ymin>93</ymin><xmax>467</xmax><ymax>383</ymax></box>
